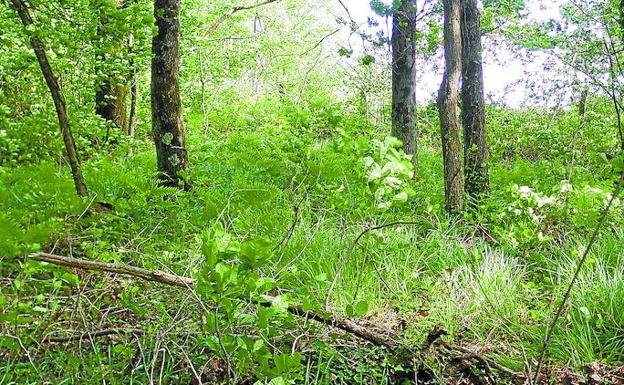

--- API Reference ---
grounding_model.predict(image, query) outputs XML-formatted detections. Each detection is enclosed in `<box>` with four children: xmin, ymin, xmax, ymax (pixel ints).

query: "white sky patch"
<box><xmin>336</xmin><ymin>0</ymin><xmax>568</xmax><ymax>107</ymax></box>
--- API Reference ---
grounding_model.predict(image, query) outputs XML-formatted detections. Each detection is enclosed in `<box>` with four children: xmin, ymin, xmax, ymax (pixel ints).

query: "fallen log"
<box><xmin>28</xmin><ymin>253</ymin><xmax>398</xmax><ymax>348</ymax></box>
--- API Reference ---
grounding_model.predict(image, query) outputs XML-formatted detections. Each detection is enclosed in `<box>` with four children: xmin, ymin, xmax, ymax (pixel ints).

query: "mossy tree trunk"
<box><xmin>391</xmin><ymin>0</ymin><xmax>418</xmax><ymax>174</ymax></box>
<box><xmin>461</xmin><ymin>0</ymin><xmax>489</xmax><ymax>203</ymax></box>
<box><xmin>96</xmin><ymin>82</ymin><xmax>128</xmax><ymax>134</ymax></box>
<box><xmin>438</xmin><ymin>0</ymin><xmax>464</xmax><ymax>212</ymax></box>
<box><xmin>95</xmin><ymin>0</ymin><xmax>129</xmax><ymax>134</ymax></box>
<box><xmin>10</xmin><ymin>0</ymin><xmax>88</xmax><ymax>197</ymax></box>
<box><xmin>151</xmin><ymin>0</ymin><xmax>189</xmax><ymax>188</ymax></box>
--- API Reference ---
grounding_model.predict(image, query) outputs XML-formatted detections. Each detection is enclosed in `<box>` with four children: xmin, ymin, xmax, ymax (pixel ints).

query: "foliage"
<box><xmin>362</xmin><ymin>136</ymin><xmax>415</xmax><ymax>210</ymax></box>
<box><xmin>1</xmin><ymin>0</ymin><xmax>624</xmax><ymax>383</ymax></box>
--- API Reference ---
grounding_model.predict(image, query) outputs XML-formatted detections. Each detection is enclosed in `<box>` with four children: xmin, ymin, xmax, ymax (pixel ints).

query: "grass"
<box><xmin>1</xmin><ymin>111</ymin><xmax>624</xmax><ymax>383</ymax></box>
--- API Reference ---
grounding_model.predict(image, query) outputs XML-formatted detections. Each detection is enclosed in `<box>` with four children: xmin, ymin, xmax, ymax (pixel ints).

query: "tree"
<box><xmin>438</xmin><ymin>0</ymin><xmax>464</xmax><ymax>212</ymax></box>
<box><xmin>461</xmin><ymin>0</ymin><xmax>489</xmax><ymax>201</ymax></box>
<box><xmin>9</xmin><ymin>0</ymin><xmax>88</xmax><ymax>197</ymax></box>
<box><xmin>152</xmin><ymin>0</ymin><xmax>189</xmax><ymax>188</ymax></box>
<box><xmin>128</xmin><ymin>32</ymin><xmax>138</xmax><ymax>137</ymax></box>
<box><xmin>391</xmin><ymin>0</ymin><xmax>418</xmax><ymax>173</ymax></box>
<box><xmin>94</xmin><ymin>0</ymin><xmax>129</xmax><ymax>135</ymax></box>
<box><xmin>547</xmin><ymin>0</ymin><xmax>624</xmax><ymax>151</ymax></box>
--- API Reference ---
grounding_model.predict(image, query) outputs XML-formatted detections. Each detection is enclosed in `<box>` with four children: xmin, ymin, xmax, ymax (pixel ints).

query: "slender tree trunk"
<box><xmin>461</xmin><ymin>0</ymin><xmax>489</xmax><ymax>202</ymax></box>
<box><xmin>128</xmin><ymin>33</ymin><xmax>138</xmax><ymax>137</ymax></box>
<box><xmin>10</xmin><ymin>0</ymin><xmax>88</xmax><ymax>197</ymax></box>
<box><xmin>95</xmin><ymin>0</ymin><xmax>129</xmax><ymax>134</ymax></box>
<box><xmin>152</xmin><ymin>0</ymin><xmax>189</xmax><ymax>188</ymax></box>
<box><xmin>391</xmin><ymin>0</ymin><xmax>418</xmax><ymax>173</ymax></box>
<box><xmin>579</xmin><ymin>86</ymin><xmax>588</xmax><ymax>118</ymax></box>
<box><xmin>198</xmin><ymin>48</ymin><xmax>209</xmax><ymax>134</ymax></box>
<box><xmin>620</xmin><ymin>0</ymin><xmax>624</xmax><ymax>41</ymax></box>
<box><xmin>438</xmin><ymin>0</ymin><xmax>464</xmax><ymax>213</ymax></box>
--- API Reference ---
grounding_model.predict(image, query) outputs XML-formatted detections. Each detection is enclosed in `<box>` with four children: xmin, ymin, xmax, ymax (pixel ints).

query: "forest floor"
<box><xmin>2</xmin><ymin>109</ymin><xmax>624</xmax><ymax>384</ymax></box>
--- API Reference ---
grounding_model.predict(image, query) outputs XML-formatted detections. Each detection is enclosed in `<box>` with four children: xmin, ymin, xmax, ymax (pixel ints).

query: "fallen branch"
<box><xmin>28</xmin><ymin>253</ymin><xmax>526</xmax><ymax>381</ymax></box>
<box><xmin>28</xmin><ymin>253</ymin><xmax>398</xmax><ymax>348</ymax></box>
<box><xmin>31</xmin><ymin>253</ymin><xmax>195</xmax><ymax>288</ymax></box>
<box><xmin>439</xmin><ymin>341</ymin><xmax>526</xmax><ymax>381</ymax></box>
<box><xmin>44</xmin><ymin>328</ymin><xmax>144</xmax><ymax>343</ymax></box>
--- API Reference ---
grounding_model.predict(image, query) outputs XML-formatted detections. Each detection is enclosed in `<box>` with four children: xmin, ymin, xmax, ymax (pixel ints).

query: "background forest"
<box><xmin>1</xmin><ymin>0</ymin><xmax>624</xmax><ymax>384</ymax></box>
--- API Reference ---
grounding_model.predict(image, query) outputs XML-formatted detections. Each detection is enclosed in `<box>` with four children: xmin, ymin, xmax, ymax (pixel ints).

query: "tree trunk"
<box><xmin>96</xmin><ymin>82</ymin><xmax>128</xmax><ymax>134</ymax></box>
<box><xmin>198</xmin><ymin>48</ymin><xmax>209</xmax><ymax>134</ymax></box>
<box><xmin>620</xmin><ymin>0</ymin><xmax>624</xmax><ymax>41</ymax></box>
<box><xmin>10</xmin><ymin>0</ymin><xmax>88</xmax><ymax>197</ymax></box>
<box><xmin>461</xmin><ymin>0</ymin><xmax>489</xmax><ymax>203</ymax></box>
<box><xmin>391</xmin><ymin>0</ymin><xmax>418</xmax><ymax>174</ymax></box>
<box><xmin>438</xmin><ymin>0</ymin><xmax>464</xmax><ymax>213</ymax></box>
<box><xmin>95</xmin><ymin>0</ymin><xmax>129</xmax><ymax>134</ymax></box>
<box><xmin>152</xmin><ymin>0</ymin><xmax>189</xmax><ymax>188</ymax></box>
<box><xmin>579</xmin><ymin>86</ymin><xmax>588</xmax><ymax>118</ymax></box>
<box><xmin>128</xmin><ymin>33</ymin><xmax>138</xmax><ymax>137</ymax></box>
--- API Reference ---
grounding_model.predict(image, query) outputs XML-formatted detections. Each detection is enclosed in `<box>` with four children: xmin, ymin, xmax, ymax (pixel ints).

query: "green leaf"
<box><xmin>354</xmin><ymin>300</ymin><xmax>369</xmax><ymax>316</ymax></box>
<box><xmin>253</xmin><ymin>339</ymin><xmax>264</xmax><ymax>352</ymax></box>
<box><xmin>267</xmin><ymin>377</ymin><xmax>286</xmax><ymax>385</ymax></box>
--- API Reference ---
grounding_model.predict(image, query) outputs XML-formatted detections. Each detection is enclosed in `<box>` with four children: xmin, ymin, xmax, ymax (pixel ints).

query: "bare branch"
<box><xmin>44</xmin><ymin>328</ymin><xmax>144</xmax><ymax>343</ymax></box>
<box><xmin>205</xmin><ymin>0</ymin><xmax>281</xmax><ymax>36</ymax></box>
<box><xmin>28</xmin><ymin>253</ymin><xmax>399</xmax><ymax>348</ymax></box>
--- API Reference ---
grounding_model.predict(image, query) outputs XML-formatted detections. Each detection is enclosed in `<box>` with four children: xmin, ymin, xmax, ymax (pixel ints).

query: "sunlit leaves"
<box><xmin>362</xmin><ymin>136</ymin><xmax>415</xmax><ymax>210</ymax></box>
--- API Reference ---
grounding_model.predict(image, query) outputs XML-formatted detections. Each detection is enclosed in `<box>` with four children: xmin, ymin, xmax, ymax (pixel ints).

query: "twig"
<box><xmin>205</xmin><ymin>0</ymin><xmax>281</xmax><ymax>36</ymax></box>
<box><xmin>273</xmin><ymin>198</ymin><xmax>300</xmax><ymax>250</ymax></box>
<box><xmin>336</xmin><ymin>0</ymin><xmax>355</xmax><ymax>25</ymax></box>
<box><xmin>297</xmin><ymin>29</ymin><xmax>340</xmax><ymax>57</ymax></box>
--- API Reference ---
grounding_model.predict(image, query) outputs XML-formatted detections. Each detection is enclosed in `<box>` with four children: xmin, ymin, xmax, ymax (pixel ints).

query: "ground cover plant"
<box><xmin>1</xmin><ymin>0</ymin><xmax>624</xmax><ymax>384</ymax></box>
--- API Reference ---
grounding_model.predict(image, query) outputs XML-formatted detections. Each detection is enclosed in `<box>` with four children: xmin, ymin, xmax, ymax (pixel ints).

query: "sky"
<box><xmin>336</xmin><ymin>0</ymin><xmax>569</xmax><ymax>106</ymax></box>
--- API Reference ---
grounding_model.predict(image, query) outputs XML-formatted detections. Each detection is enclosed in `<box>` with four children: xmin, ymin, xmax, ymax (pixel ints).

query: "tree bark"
<box><xmin>391</xmin><ymin>0</ymin><xmax>418</xmax><ymax>173</ymax></box>
<box><xmin>438</xmin><ymin>0</ymin><xmax>464</xmax><ymax>213</ymax></box>
<box><xmin>10</xmin><ymin>0</ymin><xmax>88</xmax><ymax>197</ymax></box>
<box><xmin>96</xmin><ymin>82</ymin><xmax>128</xmax><ymax>134</ymax></box>
<box><xmin>152</xmin><ymin>0</ymin><xmax>189</xmax><ymax>188</ymax></box>
<box><xmin>95</xmin><ymin>0</ymin><xmax>129</xmax><ymax>134</ymax></box>
<box><xmin>461</xmin><ymin>0</ymin><xmax>489</xmax><ymax>202</ymax></box>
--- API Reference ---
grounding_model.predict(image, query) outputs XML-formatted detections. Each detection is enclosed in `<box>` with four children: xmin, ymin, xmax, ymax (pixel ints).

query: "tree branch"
<box><xmin>27</xmin><ymin>252</ymin><xmax>526</xmax><ymax>380</ymax></box>
<box><xmin>28</xmin><ymin>253</ymin><xmax>398</xmax><ymax>348</ymax></box>
<box><xmin>205</xmin><ymin>0</ymin><xmax>281</xmax><ymax>36</ymax></box>
<box><xmin>44</xmin><ymin>328</ymin><xmax>144</xmax><ymax>343</ymax></box>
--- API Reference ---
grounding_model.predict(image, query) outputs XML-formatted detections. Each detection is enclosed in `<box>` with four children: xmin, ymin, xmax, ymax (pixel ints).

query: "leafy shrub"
<box><xmin>363</xmin><ymin>136</ymin><xmax>415</xmax><ymax>210</ymax></box>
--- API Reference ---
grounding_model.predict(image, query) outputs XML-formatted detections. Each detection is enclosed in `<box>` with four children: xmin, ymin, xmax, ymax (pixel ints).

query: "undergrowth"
<box><xmin>1</xmin><ymin>100</ymin><xmax>624</xmax><ymax>384</ymax></box>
